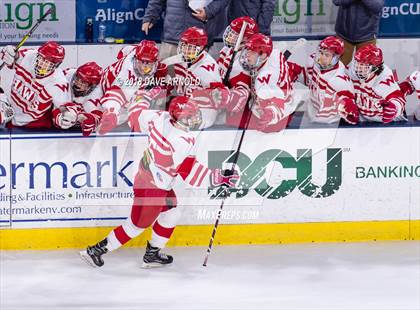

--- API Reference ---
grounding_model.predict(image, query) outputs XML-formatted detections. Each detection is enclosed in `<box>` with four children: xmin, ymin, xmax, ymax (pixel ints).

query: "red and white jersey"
<box><xmin>64</xmin><ymin>68</ymin><xmax>103</xmax><ymax>114</ymax></box>
<box><xmin>351</xmin><ymin>65</ymin><xmax>406</xmax><ymax>122</ymax></box>
<box><xmin>8</xmin><ymin>49</ymin><xmax>71</xmax><ymax>127</ymax></box>
<box><xmin>100</xmin><ymin>48</ymin><xmax>168</xmax><ymax>112</ymax></box>
<box><xmin>218</xmin><ymin>46</ymin><xmax>234</xmax><ymax>79</ymax></box>
<box><xmin>174</xmin><ymin>52</ymin><xmax>223</xmax><ymax>128</ymax></box>
<box><xmin>300</xmin><ymin>54</ymin><xmax>354</xmax><ymax>123</ymax></box>
<box><xmin>138</xmin><ymin>110</ymin><xmax>211</xmax><ymax>190</ymax></box>
<box><xmin>252</xmin><ymin>49</ymin><xmax>299</xmax><ymax>119</ymax></box>
<box><xmin>407</xmin><ymin>70</ymin><xmax>420</xmax><ymax>100</ymax></box>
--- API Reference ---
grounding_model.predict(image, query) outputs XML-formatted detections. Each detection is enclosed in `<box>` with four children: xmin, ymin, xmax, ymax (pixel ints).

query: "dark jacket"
<box><xmin>143</xmin><ymin>0</ymin><xmax>230</xmax><ymax>45</ymax></box>
<box><xmin>333</xmin><ymin>0</ymin><xmax>384</xmax><ymax>43</ymax></box>
<box><xmin>227</xmin><ymin>0</ymin><xmax>276</xmax><ymax>35</ymax></box>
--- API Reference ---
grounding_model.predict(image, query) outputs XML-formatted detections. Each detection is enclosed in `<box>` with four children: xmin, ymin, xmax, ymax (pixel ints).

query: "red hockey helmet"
<box><xmin>351</xmin><ymin>44</ymin><xmax>383</xmax><ymax>80</ymax></box>
<box><xmin>38</xmin><ymin>41</ymin><xmax>65</xmax><ymax>64</ymax></box>
<box><xmin>134</xmin><ymin>40</ymin><xmax>159</xmax><ymax>76</ymax></box>
<box><xmin>223</xmin><ymin>16</ymin><xmax>259</xmax><ymax>48</ymax></box>
<box><xmin>178</xmin><ymin>27</ymin><xmax>208</xmax><ymax>63</ymax></box>
<box><xmin>76</xmin><ymin>62</ymin><xmax>102</xmax><ymax>85</ymax></box>
<box><xmin>169</xmin><ymin>96</ymin><xmax>202</xmax><ymax>130</ymax></box>
<box><xmin>319</xmin><ymin>36</ymin><xmax>344</xmax><ymax>56</ymax></box>
<box><xmin>240</xmin><ymin>33</ymin><xmax>273</xmax><ymax>71</ymax></box>
<box><xmin>316</xmin><ymin>36</ymin><xmax>344</xmax><ymax>70</ymax></box>
<box><xmin>354</xmin><ymin>44</ymin><xmax>383</xmax><ymax>66</ymax></box>
<box><xmin>72</xmin><ymin>62</ymin><xmax>103</xmax><ymax>97</ymax></box>
<box><xmin>135</xmin><ymin>40</ymin><xmax>159</xmax><ymax>63</ymax></box>
<box><xmin>35</xmin><ymin>41</ymin><xmax>65</xmax><ymax>77</ymax></box>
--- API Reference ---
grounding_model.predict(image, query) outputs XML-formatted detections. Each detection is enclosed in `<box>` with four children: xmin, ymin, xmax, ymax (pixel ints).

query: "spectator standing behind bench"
<box><xmin>141</xmin><ymin>0</ymin><xmax>230</xmax><ymax>60</ymax></box>
<box><xmin>333</xmin><ymin>0</ymin><xmax>384</xmax><ymax>66</ymax></box>
<box><xmin>227</xmin><ymin>0</ymin><xmax>275</xmax><ymax>35</ymax></box>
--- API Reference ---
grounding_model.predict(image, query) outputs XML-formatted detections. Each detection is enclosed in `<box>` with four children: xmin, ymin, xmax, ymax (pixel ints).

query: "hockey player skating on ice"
<box><xmin>80</xmin><ymin>96</ymin><xmax>239</xmax><ymax>268</ymax></box>
<box><xmin>0</xmin><ymin>41</ymin><xmax>74</xmax><ymax>129</ymax></box>
<box><xmin>174</xmin><ymin>27</ymin><xmax>229</xmax><ymax>129</ymax></box>
<box><xmin>399</xmin><ymin>70</ymin><xmax>420</xmax><ymax>120</ymax></box>
<box><xmin>226</xmin><ymin>33</ymin><xmax>301</xmax><ymax>132</ymax></box>
<box><xmin>98</xmin><ymin>40</ymin><xmax>169</xmax><ymax>134</ymax></box>
<box><xmin>349</xmin><ymin>44</ymin><xmax>407</xmax><ymax>123</ymax></box>
<box><xmin>63</xmin><ymin>62</ymin><xmax>104</xmax><ymax>136</ymax></box>
<box><xmin>294</xmin><ymin>36</ymin><xmax>359</xmax><ymax>124</ymax></box>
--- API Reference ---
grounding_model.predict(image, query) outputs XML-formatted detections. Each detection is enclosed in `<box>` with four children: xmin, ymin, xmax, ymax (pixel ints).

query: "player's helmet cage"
<box><xmin>169</xmin><ymin>96</ymin><xmax>202</xmax><ymax>130</ymax></box>
<box><xmin>35</xmin><ymin>41</ymin><xmax>65</xmax><ymax>78</ymax></box>
<box><xmin>239</xmin><ymin>33</ymin><xmax>273</xmax><ymax>71</ymax></box>
<box><xmin>223</xmin><ymin>16</ymin><xmax>259</xmax><ymax>48</ymax></box>
<box><xmin>72</xmin><ymin>62</ymin><xmax>103</xmax><ymax>97</ymax></box>
<box><xmin>177</xmin><ymin>27</ymin><xmax>208</xmax><ymax>63</ymax></box>
<box><xmin>351</xmin><ymin>44</ymin><xmax>384</xmax><ymax>80</ymax></box>
<box><xmin>134</xmin><ymin>40</ymin><xmax>159</xmax><ymax>77</ymax></box>
<box><xmin>315</xmin><ymin>36</ymin><xmax>344</xmax><ymax>70</ymax></box>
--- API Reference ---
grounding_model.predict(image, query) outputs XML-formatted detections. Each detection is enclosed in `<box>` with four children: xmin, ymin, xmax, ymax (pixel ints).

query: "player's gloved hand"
<box><xmin>399</xmin><ymin>80</ymin><xmax>414</xmax><ymax>98</ymax></box>
<box><xmin>0</xmin><ymin>45</ymin><xmax>16</xmax><ymax>67</ymax></box>
<box><xmin>256</xmin><ymin>106</ymin><xmax>277</xmax><ymax>132</ymax></box>
<box><xmin>381</xmin><ymin>101</ymin><xmax>398</xmax><ymax>124</ymax></box>
<box><xmin>79</xmin><ymin>112</ymin><xmax>101</xmax><ymax>137</ymax></box>
<box><xmin>229</xmin><ymin>88</ymin><xmax>249</xmax><ymax>113</ymax></box>
<box><xmin>211</xmin><ymin>87</ymin><xmax>230</xmax><ymax>108</ymax></box>
<box><xmin>210</xmin><ymin>168</ymin><xmax>240</xmax><ymax>188</ymax></box>
<box><xmin>337</xmin><ymin>97</ymin><xmax>359</xmax><ymax>125</ymax></box>
<box><xmin>53</xmin><ymin>103</ymin><xmax>80</xmax><ymax>129</ymax></box>
<box><xmin>0</xmin><ymin>93</ymin><xmax>14</xmax><ymax>124</ymax></box>
<box><xmin>98</xmin><ymin>109</ymin><xmax>118</xmax><ymax>135</ymax></box>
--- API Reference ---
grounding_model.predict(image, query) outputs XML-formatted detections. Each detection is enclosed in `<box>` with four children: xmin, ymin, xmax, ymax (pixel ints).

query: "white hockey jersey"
<box><xmin>300</xmin><ymin>54</ymin><xmax>355</xmax><ymax>123</ymax></box>
<box><xmin>252</xmin><ymin>49</ymin><xmax>299</xmax><ymax>120</ymax></box>
<box><xmin>138</xmin><ymin>110</ymin><xmax>211</xmax><ymax>190</ymax></box>
<box><xmin>174</xmin><ymin>52</ymin><xmax>224</xmax><ymax>129</ymax></box>
<box><xmin>350</xmin><ymin>64</ymin><xmax>406</xmax><ymax>122</ymax></box>
<box><xmin>407</xmin><ymin>71</ymin><xmax>420</xmax><ymax>120</ymax></box>
<box><xmin>8</xmin><ymin>49</ymin><xmax>71</xmax><ymax>127</ymax></box>
<box><xmin>64</xmin><ymin>68</ymin><xmax>103</xmax><ymax>114</ymax></box>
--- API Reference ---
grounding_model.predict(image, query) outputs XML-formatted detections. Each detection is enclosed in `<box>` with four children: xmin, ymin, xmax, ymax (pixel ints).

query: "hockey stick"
<box><xmin>0</xmin><ymin>7</ymin><xmax>54</xmax><ymax>70</ymax></box>
<box><xmin>222</xmin><ymin>21</ymin><xmax>248</xmax><ymax>85</ymax></box>
<box><xmin>202</xmin><ymin>37</ymin><xmax>307</xmax><ymax>267</ymax></box>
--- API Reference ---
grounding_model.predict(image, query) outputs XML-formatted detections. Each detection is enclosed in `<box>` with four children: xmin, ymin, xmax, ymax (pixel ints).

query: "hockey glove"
<box><xmin>0</xmin><ymin>93</ymin><xmax>14</xmax><ymax>125</ymax></box>
<box><xmin>80</xmin><ymin>111</ymin><xmax>101</xmax><ymax>137</ymax></box>
<box><xmin>98</xmin><ymin>109</ymin><xmax>118</xmax><ymax>135</ymax></box>
<box><xmin>381</xmin><ymin>101</ymin><xmax>398</xmax><ymax>124</ymax></box>
<box><xmin>399</xmin><ymin>80</ymin><xmax>414</xmax><ymax>98</ymax></box>
<box><xmin>337</xmin><ymin>97</ymin><xmax>359</xmax><ymax>125</ymax></box>
<box><xmin>0</xmin><ymin>45</ymin><xmax>16</xmax><ymax>68</ymax></box>
<box><xmin>210</xmin><ymin>168</ymin><xmax>239</xmax><ymax>188</ymax></box>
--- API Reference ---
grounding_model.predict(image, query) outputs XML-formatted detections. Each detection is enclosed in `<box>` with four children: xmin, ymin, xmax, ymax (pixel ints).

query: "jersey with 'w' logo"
<box><xmin>137</xmin><ymin>110</ymin><xmax>211</xmax><ymax>190</ymax></box>
<box><xmin>174</xmin><ymin>51</ymin><xmax>224</xmax><ymax>129</ymax></box>
<box><xmin>252</xmin><ymin>49</ymin><xmax>299</xmax><ymax>119</ymax></box>
<box><xmin>351</xmin><ymin>64</ymin><xmax>406</xmax><ymax>122</ymax></box>
<box><xmin>8</xmin><ymin>49</ymin><xmax>71</xmax><ymax>127</ymax></box>
<box><xmin>298</xmin><ymin>54</ymin><xmax>355</xmax><ymax>123</ymax></box>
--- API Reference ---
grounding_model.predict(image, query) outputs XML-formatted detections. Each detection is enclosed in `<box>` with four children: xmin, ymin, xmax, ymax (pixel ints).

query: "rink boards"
<box><xmin>0</xmin><ymin>123</ymin><xmax>419</xmax><ymax>249</ymax></box>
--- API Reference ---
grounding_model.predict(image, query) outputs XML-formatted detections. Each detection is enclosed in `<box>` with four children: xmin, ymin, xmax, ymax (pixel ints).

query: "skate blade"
<box><xmin>79</xmin><ymin>250</ymin><xmax>98</xmax><ymax>268</ymax></box>
<box><xmin>141</xmin><ymin>261</ymin><xmax>171</xmax><ymax>269</ymax></box>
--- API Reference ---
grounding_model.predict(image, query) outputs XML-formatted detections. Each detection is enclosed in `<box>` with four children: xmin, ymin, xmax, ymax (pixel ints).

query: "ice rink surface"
<box><xmin>1</xmin><ymin>241</ymin><xmax>419</xmax><ymax>310</ymax></box>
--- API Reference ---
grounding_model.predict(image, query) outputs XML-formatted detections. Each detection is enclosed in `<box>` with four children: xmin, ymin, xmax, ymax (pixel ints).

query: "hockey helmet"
<box><xmin>72</xmin><ymin>62</ymin><xmax>103</xmax><ymax>97</ymax></box>
<box><xmin>169</xmin><ymin>96</ymin><xmax>202</xmax><ymax>130</ymax></box>
<box><xmin>35</xmin><ymin>41</ymin><xmax>65</xmax><ymax>78</ymax></box>
<box><xmin>351</xmin><ymin>44</ymin><xmax>383</xmax><ymax>80</ymax></box>
<box><xmin>177</xmin><ymin>27</ymin><xmax>208</xmax><ymax>63</ymax></box>
<box><xmin>223</xmin><ymin>16</ymin><xmax>259</xmax><ymax>48</ymax></box>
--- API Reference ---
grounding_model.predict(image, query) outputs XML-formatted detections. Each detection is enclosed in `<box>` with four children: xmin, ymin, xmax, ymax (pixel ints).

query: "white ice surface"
<box><xmin>1</xmin><ymin>242</ymin><xmax>419</xmax><ymax>310</ymax></box>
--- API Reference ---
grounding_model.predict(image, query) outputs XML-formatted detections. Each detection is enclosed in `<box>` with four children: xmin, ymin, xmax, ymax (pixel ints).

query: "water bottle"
<box><xmin>98</xmin><ymin>22</ymin><xmax>106</xmax><ymax>43</ymax></box>
<box><xmin>85</xmin><ymin>18</ymin><xmax>93</xmax><ymax>43</ymax></box>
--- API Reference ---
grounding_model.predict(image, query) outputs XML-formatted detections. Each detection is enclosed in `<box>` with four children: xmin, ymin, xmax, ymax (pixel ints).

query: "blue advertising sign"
<box><xmin>76</xmin><ymin>0</ymin><xmax>163</xmax><ymax>43</ymax></box>
<box><xmin>380</xmin><ymin>1</ymin><xmax>420</xmax><ymax>37</ymax></box>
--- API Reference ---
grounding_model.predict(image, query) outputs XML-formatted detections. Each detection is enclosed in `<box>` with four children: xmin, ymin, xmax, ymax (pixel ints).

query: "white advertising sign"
<box><xmin>0</xmin><ymin>126</ymin><xmax>419</xmax><ymax>229</ymax></box>
<box><xmin>0</xmin><ymin>0</ymin><xmax>76</xmax><ymax>43</ymax></box>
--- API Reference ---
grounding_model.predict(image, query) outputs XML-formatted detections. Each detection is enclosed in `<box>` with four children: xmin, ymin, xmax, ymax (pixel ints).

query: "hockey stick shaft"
<box><xmin>202</xmin><ymin>38</ymin><xmax>306</xmax><ymax>267</ymax></box>
<box><xmin>0</xmin><ymin>8</ymin><xmax>53</xmax><ymax>70</ymax></box>
<box><xmin>222</xmin><ymin>22</ymin><xmax>248</xmax><ymax>85</ymax></box>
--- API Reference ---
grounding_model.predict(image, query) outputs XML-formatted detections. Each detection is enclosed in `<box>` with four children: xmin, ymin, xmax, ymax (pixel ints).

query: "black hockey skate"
<box><xmin>142</xmin><ymin>241</ymin><xmax>173</xmax><ymax>268</ymax></box>
<box><xmin>79</xmin><ymin>238</ymin><xmax>108</xmax><ymax>267</ymax></box>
